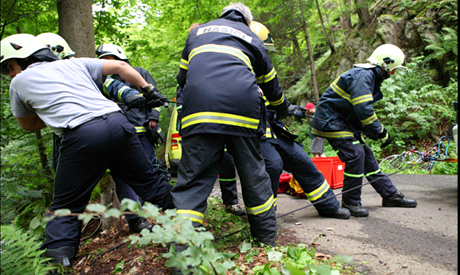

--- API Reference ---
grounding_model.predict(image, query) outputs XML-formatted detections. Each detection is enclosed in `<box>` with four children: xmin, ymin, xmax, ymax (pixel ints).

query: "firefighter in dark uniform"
<box><xmin>176</xmin><ymin>84</ymin><xmax>246</xmax><ymax>216</ymax></box>
<box><xmin>311</xmin><ymin>44</ymin><xmax>417</xmax><ymax>217</ymax></box>
<box><xmin>249</xmin><ymin>22</ymin><xmax>350</xmax><ymax>219</ymax></box>
<box><xmin>171</xmin><ymin>3</ymin><xmax>291</xmax><ymax>246</ymax></box>
<box><xmin>96</xmin><ymin>44</ymin><xmax>167</xmax><ymax>232</ymax></box>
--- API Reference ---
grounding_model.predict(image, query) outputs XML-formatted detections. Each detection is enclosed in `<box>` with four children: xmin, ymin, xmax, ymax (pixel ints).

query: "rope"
<box><xmin>214</xmin><ymin>161</ymin><xmax>423</xmax><ymax>241</ymax></box>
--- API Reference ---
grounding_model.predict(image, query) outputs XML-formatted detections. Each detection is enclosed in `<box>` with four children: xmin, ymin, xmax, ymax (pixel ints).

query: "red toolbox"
<box><xmin>311</xmin><ymin>157</ymin><xmax>344</xmax><ymax>189</ymax></box>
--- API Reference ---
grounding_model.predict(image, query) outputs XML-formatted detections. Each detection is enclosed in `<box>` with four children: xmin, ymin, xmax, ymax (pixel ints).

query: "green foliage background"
<box><xmin>0</xmin><ymin>1</ymin><xmax>457</xmax><ymax>268</ymax></box>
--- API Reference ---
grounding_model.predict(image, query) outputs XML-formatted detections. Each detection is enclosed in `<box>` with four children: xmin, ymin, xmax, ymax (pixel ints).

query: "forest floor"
<box><xmin>73</xmin><ymin>215</ymin><xmax>315</xmax><ymax>275</ymax></box>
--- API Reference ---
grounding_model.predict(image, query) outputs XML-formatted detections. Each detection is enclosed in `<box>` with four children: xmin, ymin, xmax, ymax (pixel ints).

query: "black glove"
<box><xmin>378</xmin><ymin>128</ymin><xmax>393</xmax><ymax>148</ymax></box>
<box><xmin>141</xmin><ymin>84</ymin><xmax>169</xmax><ymax>109</ymax></box>
<box><xmin>125</xmin><ymin>94</ymin><xmax>147</xmax><ymax>110</ymax></box>
<box><xmin>287</xmin><ymin>105</ymin><xmax>307</xmax><ymax>119</ymax></box>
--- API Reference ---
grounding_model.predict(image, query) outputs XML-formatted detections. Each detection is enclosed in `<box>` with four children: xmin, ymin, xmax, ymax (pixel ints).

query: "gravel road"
<box><xmin>275</xmin><ymin>174</ymin><xmax>458</xmax><ymax>275</ymax></box>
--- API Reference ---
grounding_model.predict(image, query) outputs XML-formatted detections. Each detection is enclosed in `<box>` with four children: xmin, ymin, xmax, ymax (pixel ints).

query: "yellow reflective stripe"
<box><xmin>311</xmin><ymin>128</ymin><xmax>354</xmax><ymax>138</ymax></box>
<box><xmin>118</xmin><ymin>86</ymin><xmax>130</xmax><ymax>102</ymax></box>
<box><xmin>264</xmin><ymin>127</ymin><xmax>276</xmax><ymax>138</ymax></box>
<box><xmin>219</xmin><ymin>177</ymin><xmax>237</xmax><ymax>182</ymax></box>
<box><xmin>365</xmin><ymin>169</ymin><xmax>381</xmax><ymax>177</ymax></box>
<box><xmin>344</xmin><ymin>172</ymin><xmax>364</xmax><ymax>177</ymax></box>
<box><xmin>268</xmin><ymin>95</ymin><xmax>285</xmax><ymax>106</ymax></box>
<box><xmin>176</xmin><ymin>209</ymin><xmax>204</xmax><ymax>224</ymax></box>
<box><xmin>352</xmin><ymin>94</ymin><xmax>373</xmax><ymax>105</ymax></box>
<box><xmin>306</xmin><ymin>180</ymin><xmax>330</xmax><ymax>201</ymax></box>
<box><xmin>256</xmin><ymin>68</ymin><xmax>277</xmax><ymax>84</ymax></box>
<box><xmin>352</xmin><ymin>140</ymin><xmax>360</xmax><ymax>145</ymax></box>
<box><xmin>189</xmin><ymin>44</ymin><xmax>253</xmax><ymax>73</ymax></box>
<box><xmin>360</xmin><ymin>113</ymin><xmax>377</xmax><ymax>126</ymax></box>
<box><xmin>154</xmin><ymin>107</ymin><xmax>161</xmax><ymax>112</ymax></box>
<box><xmin>103</xmin><ymin>78</ymin><xmax>115</xmax><ymax>97</ymax></box>
<box><xmin>180</xmin><ymin>58</ymin><xmax>188</xmax><ymax>70</ymax></box>
<box><xmin>182</xmin><ymin>112</ymin><xmax>259</xmax><ymax>130</ymax></box>
<box><xmin>273</xmin><ymin>197</ymin><xmax>277</xmax><ymax>208</ymax></box>
<box><xmin>330</xmin><ymin>78</ymin><xmax>351</xmax><ymax>103</ymax></box>
<box><xmin>245</xmin><ymin>195</ymin><xmax>275</xmax><ymax>215</ymax></box>
<box><xmin>135</xmin><ymin>126</ymin><xmax>146</xmax><ymax>133</ymax></box>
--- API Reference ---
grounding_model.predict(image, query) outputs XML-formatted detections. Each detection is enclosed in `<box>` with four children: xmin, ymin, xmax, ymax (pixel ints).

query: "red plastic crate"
<box><xmin>311</xmin><ymin>157</ymin><xmax>344</xmax><ymax>189</ymax></box>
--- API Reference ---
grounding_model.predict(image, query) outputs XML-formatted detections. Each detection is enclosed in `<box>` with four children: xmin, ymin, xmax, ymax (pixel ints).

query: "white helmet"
<box><xmin>95</xmin><ymin>44</ymin><xmax>128</xmax><ymax>61</ymax></box>
<box><xmin>367</xmin><ymin>44</ymin><xmax>406</xmax><ymax>72</ymax></box>
<box><xmin>36</xmin><ymin>33</ymin><xmax>75</xmax><ymax>59</ymax></box>
<box><xmin>1</xmin><ymin>33</ymin><xmax>47</xmax><ymax>65</ymax></box>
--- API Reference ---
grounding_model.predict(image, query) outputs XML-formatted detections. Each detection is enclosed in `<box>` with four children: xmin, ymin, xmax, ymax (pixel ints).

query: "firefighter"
<box><xmin>249</xmin><ymin>22</ymin><xmax>351</xmax><ymax>219</ymax></box>
<box><xmin>96</xmin><ymin>43</ymin><xmax>168</xmax><ymax>231</ymax></box>
<box><xmin>310</xmin><ymin>44</ymin><xmax>417</xmax><ymax>217</ymax></box>
<box><xmin>36</xmin><ymin>33</ymin><xmax>156</xmax><ymax>234</ymax></box>
<box><xmin>171</xmin><ymin>3</ymin><xmax>292</xmax><ymax>246</ymax></box>
<box><xmin>1</xmin><ymin>33</ymin><xmax>174</xmax><ymax>268</ymax></box>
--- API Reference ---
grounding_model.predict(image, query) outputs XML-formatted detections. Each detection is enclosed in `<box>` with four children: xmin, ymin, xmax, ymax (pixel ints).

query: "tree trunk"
<box><xmin>99</xmin><ymin>174</ymin><xmax>121</xmax><ymax>230</ymax></box>
<box><xmin>340</xmin><ymin>0</ymin><xmax>352</xmax><ymax>31</ymax></box>
<box><xmin>57</xmin><ymin>0</ymin><xmax>95</xmax><ymax>58</ymax></box>
<box><xmin>315</xmin><ymin>0</ymin><xmax>336</xmax><ymax>54</ymax></box>
<box><xmin>298</xmin><ymin>0</ymin><xmax>319</xmax><ymax>103</ymax></box>
<box><xmin>34</xmin><ymin>130</ymin><xmax>54</xmax><ymax>193</ymax></box>
<box><xmin>291</xmin><ymin>32</ymin><xmax>302</xmax><ymax>78</ymax></box>
<box><xmin>354</xmin><ymin>0</ymin><xmax>371</xmax><ymax>29</ymax></box>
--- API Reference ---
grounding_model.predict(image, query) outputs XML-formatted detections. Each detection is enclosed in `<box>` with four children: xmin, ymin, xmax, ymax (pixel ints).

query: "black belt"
<box><xmin>64</xmin><ymin>111</ymin><xmax>121</xmax><ymax>133</ymax></box>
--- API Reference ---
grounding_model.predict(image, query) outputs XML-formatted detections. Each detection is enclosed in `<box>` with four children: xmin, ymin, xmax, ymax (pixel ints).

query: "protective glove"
<box><xmin>141</xmin><ymin>84</ymin><xmax>169</xmax><ymax>109</ymax></box>
<box><xmin>378</xmin><ymin>128</ymin><xmax>393</xmax><ymax>148</ymax></box>
<box><xmin>287</xmin><ymin>105</ymin><xmax>307</xmax><ymax>119</ymax></box>
<box><xmin>125</xmin><ymin>94</ymin><xmax>147</xmax><ymax>111</ymax></box>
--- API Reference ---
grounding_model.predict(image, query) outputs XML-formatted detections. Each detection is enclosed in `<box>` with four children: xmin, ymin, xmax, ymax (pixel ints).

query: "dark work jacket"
<box><xmin>176</xmin><ymin>10</ymin><xmax>289</xmax><ymax>138</ymax></box>
<box><xmin>262</xmin><ymin>109</ymin><xmax>298</xmax><ymax>143</ymax></box>
<box><xmin>111</xmin><ymin>67</ymin><xmax>160</xmax><ymax>129</ymax></box>
<box><xmin>311</xmin><ymin>65</ymin><xmax>385</xmax><ymax>140</ymax></box>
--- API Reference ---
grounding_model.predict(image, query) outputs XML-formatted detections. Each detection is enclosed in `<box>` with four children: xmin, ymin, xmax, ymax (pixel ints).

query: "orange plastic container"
<box><xmin>311</xmin><ymin>157</ymin><xmax>344</xmax><ymax>189</ymax></box>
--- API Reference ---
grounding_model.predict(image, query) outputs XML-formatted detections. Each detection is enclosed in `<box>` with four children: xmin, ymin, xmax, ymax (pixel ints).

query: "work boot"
<box><xmin>320</xmin><ymin>207</ymin><xmax>351</xmax><ymax>219</ymax></box>
<box><xmin>342</xmin><ymin>202</ymin><xmax>369</xmax><ymax>217</ymax></box>
<box><xmin>41</xmin><ymin>246</ymin><xmax>76</xmax><ymax>274</ymax></box>
<box><xmin>127</xmin><ymin>217</ymin><xmax>153</xmax><ymax>233</ymax></box>
<box><xmin>382</xmin><ymin>191</ymin><xmax>417</xmax><ymax>207</ymax></box>
<box><xmin>225</xmin><ymin>204</ymin><xmax>246</xmax><ymax>216</ymax></box>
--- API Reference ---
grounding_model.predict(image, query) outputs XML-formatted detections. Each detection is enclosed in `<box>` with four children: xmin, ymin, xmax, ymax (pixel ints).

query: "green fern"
<box><xmin>1</xmin><ymin>225</ymin><xmax>57</xmax><ymax>275</ymax></box>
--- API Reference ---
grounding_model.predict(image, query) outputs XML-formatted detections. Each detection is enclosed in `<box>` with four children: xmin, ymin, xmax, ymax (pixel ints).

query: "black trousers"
<box><xmin>328</xmin><ymin>138</ymin><xmax>397</xmax><ymax>205</ymax></box>
<box><xmin>171</xmin><ymin>134</ymin><xmax>277</xmax><ymax>245</ymax></box>
<box><xmin>43</xmin><ymin>112</ymin><xmax>174</xmax><ymax>250</ymax></box>
<box><xmin>219</xmin><ymin>150</ymin><xmax>238</xmax><ymax>206</ymax></box>
<box><xmin>261</xmin><ymin>137</ymin><xmax>340</xmax><ymax>216</ymax></box>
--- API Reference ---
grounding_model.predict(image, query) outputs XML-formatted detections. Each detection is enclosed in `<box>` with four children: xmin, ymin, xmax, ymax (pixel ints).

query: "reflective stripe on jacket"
<box><xmin>176</xmin><ymin>10</ymin><xmax>289</xmax><ymax>138</ymax></box>
<box><xmin>311</xmin><ymin>66</ymin><xmax>385</xmax><ymax>140</ymax></box>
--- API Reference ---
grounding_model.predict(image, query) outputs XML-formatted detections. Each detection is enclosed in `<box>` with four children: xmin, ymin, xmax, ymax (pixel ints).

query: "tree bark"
<box><xmin>354</xmin><ymin>0</ymin><xmax>371</xmax><ymax>29</ymax></box>
<box><xmin>340</xmin><ymin>0</ymin><xmax>352</xmax><ymax>31</ymax></box>
<box><xmin>315</xmin><ymin>0</ymin><xmax>336</xmax><ymax>54</ymax></box>
<box><xmin>99</xmin><ymin>174</ymin><xmax>121</xmax><ymax>230</ymax></box>
<box><xmin>34</xmin><ymin>130</ymin><xmax>54</xmax><ymax>188</ymax></box>
<box><xmin>298</xmin><ymin>0</ymin><xmax>319</xmax><ymax>103</ymax></box>
<box><xmin>57</xmin><ymin>0</ymin><xmax>95</xmax><ymax>57</ymax></box>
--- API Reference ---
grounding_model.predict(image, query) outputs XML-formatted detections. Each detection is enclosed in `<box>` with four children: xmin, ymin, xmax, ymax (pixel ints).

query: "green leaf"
<box><xmin>54</xmin><ymin>209</ymin><xmax>71</xmax><ymax>216</ymax></box>
<box><xmin>29</xmin><ymin>216</ymin><xmax>41</xmax><ymax>230</ymax></box>
<box><xmin>113</xmin><ymin>260</ymin><xmax>125</xmax><ymax>273</ymax></box>
<box><xmin>239</xmin><ymin>240</ymin><xmax>252</xmax><ymax>253</ymax></box>
<box><xmin>86</xmin><ymin>203</ymin><xmax>107</xmax><ymax>213</ymax></box>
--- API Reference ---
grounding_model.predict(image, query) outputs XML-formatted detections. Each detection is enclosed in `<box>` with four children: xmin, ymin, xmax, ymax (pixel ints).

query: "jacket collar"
<box><xmin>220</xmin><ymin>9</ymin><xmax>248</xmax><ymax>26</ymax></box>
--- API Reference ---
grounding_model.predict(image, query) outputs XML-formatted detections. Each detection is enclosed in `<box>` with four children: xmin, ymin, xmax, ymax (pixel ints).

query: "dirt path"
<box><xmin>275</xmin><ymin>174</ymin><xmax>458</xmax><ymax>275</ymax></box>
